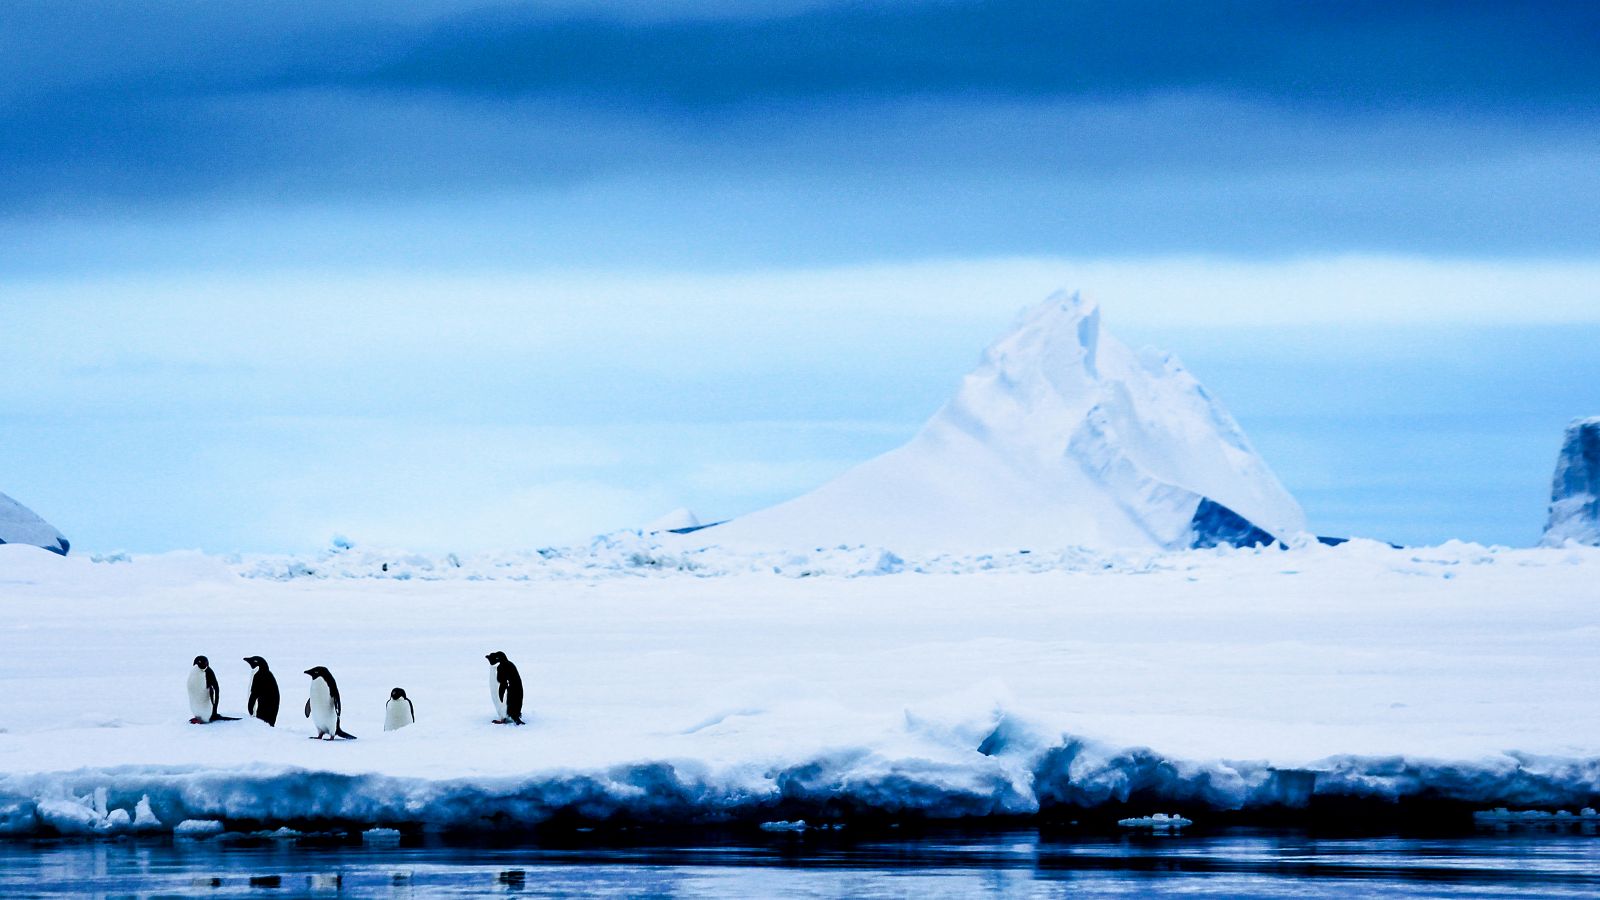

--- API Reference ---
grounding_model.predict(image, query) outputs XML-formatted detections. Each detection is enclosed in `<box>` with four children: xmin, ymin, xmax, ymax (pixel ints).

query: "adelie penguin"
<box><xmin>243</xmin><ymin>656</ymin><xmax>280</xmax><ymax>726</ymax></box>
<box><xmin>186</xmin><ymin>656</ymin><xmax>239</xmax><ymax>724</ymax></box>
<box><xmin>303</xmin><ymin>666</ymin><xmax>357</xmax><ymax>740</ymax></box>
<box><xmin>485</xmin><ymin>651</ymin><xmax>525</xmax><ymax>725</ymax></box>
<box><xmin>384</xmin><ymin>687</ymin><xmax>415</xmax><ymax>731</ymax></box>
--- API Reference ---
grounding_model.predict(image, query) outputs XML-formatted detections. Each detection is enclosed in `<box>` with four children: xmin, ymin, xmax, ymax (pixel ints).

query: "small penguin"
<box><xmin>384</xmin><ymin>687</ymin><xmax>415</xmax><ymax>731</ymax></box>
<box><xmin>186</xmin><ymin>656</ymin><xmax>239</xmax><ymax>724</ymax></box>
<box><xmin>485</xmin><ymin>651</ymin><xmax>525</xmax><ymax>725</ymax></box>
<box><xmin>243</xmin><ymin>656</ymin><xmax>280</xmax><ymax>726</ymax></box>
<box><xmin>303</xmin><ymin>666</ymin><xmax>356</xmax><ymax>740</ymax></box>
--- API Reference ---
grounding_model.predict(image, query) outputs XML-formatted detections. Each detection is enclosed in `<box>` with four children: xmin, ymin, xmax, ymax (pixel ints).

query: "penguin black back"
<box><xmin>485</xmin><ymin>651</ymin><xmax>526</xmax><ymax>725</ymax></box>
<box><xmin>244</xmin><ymin>656</ymin><xmax>280</xmax><ymax>726</ymax></box>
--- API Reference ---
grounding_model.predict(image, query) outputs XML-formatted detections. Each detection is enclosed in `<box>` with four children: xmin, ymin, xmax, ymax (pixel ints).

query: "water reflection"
<box><xmin>1</xmin><ymin>831</ymin><xmax>1598</xmax><ymax>898</ymax></box>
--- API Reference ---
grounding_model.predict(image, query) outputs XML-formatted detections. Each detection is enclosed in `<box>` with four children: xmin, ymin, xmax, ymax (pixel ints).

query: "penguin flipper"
<box><xmin>304</xmin><ymin>699</ymin><xmax>311</xmax><ymax>718</ymax></box>
<box><xmin>335</xmin><ymin>727</ymin><xmax>357</xmax><ymax>740</ymax></box>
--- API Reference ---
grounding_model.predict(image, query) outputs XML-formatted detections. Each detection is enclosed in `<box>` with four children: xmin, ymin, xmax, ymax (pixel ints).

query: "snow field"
<box><xmin>2</xmin><ymin>539</ymin><xmax>1599</xmax><ymax>834</ymax></box>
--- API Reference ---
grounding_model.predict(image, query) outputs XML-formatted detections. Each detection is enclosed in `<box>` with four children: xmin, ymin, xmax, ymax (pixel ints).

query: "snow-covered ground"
<box><xmin>3</xmin><ymin>538</ymin><xmax>1599</xmax><ymax>835</ymax></box>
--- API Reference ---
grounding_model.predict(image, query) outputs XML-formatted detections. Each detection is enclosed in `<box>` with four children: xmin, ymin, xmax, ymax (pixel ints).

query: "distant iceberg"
<box><xmin>697</xmin><ymin>292</ymin><xmax>1305</xmax><ymax>552</ymax></box>
<box><xmin>0</xmin><ymin>491</ymin><xmax>69</xmax><ymax>556</ymax></box>
<box><xmin>1542</xmin><ymin>417</ymin><xmax>1600</xmax><ymax>547</ymax></box>
<box><xmin>644</xmin><ymin>507</ymin><xmax>704</xmax><ymax>534</ymax></box>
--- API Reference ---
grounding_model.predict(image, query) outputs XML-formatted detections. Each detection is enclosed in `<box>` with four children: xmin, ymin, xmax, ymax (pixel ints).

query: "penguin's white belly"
<box><xmin>309</xmin><ymin>680</ymin><xmax>338</xmax><ymax>735</ymax></box>
<box><xmin>490</xmin><ymin>668</ymin><xmax>507</xmax><ymax>719</ymax></box>
<box><xmin>186</xmin><ymin>668</ymin><xmax>211</xmax><ymax>720</ymax></box>
<box><xmin>384</xmin><ymin>699</ymin><xmax>413</xmax><ymax>731</ymax></box>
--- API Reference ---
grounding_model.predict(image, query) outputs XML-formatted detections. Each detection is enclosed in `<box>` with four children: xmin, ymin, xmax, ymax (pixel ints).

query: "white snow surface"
<box><xmin>697</xmin><ymin>293</ymin><xmax>1305</xmax><ymax>553</ymax></box>
<box><xmin>1542</xmin><ymin>416</ymin><xmax>1600</xmax><ymax>547</ymax></box>
<box><xmin>0</xmin><ymin>492</ymin><xmax>67</xmax><ymax>555</ymax></box>
<box><xmin>3</xmin><ymin>538</ymin><xmax>1600</xmax><ymax>835</ymax></box>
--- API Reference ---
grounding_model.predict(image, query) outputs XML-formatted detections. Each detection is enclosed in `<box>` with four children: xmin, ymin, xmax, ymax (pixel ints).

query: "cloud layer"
<box><xmin>4</xmin><ymin>1</ymin><xmax>1599</xmax><ymax>266</ymax></box>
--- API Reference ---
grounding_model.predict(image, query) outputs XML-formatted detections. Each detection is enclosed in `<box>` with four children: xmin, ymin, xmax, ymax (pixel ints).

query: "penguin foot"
<box><xmin>189</xmin><ymin>717</ymin><xmax>204</xmax><ymax>724</ymax></box>
<box><xmin>492</xmin><ymin>718</ymin><xmax>507</xmax><ymax>724</ymax></box>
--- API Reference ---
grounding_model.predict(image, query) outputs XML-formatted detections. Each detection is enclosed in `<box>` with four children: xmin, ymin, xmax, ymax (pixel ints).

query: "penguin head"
<box><xmin>485</xmin><ymin>651</ymin><xmax>506</xmax><ymax>665</ymax></box>
<box><xmin>390</xmin><ymin>687</ymin><xmax>407</xmax><ymax>700</ymax></box>
<box><xmin>192</xmin><ymin>655</ymin><xmax>209</xmax><ymax>670</ymax></box>
<box><xmin>243</xmin><ymin>656</ymin><xmax>268</xmax><ymax>670</ymax></box>
<box><xmin>304</xmin><ymin>666</ymin><xmax>330</xmax><ymax>680</ymax></box>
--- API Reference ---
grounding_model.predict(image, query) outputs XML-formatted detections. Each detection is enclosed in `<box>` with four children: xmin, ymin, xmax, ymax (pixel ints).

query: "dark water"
<box><xmin>3</xmin><ymin>831</ymin><xmax>1599</xmax><ymax>898</ymax></box>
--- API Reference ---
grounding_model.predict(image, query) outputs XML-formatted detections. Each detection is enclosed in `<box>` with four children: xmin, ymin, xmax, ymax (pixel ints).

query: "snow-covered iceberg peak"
<box><xmin>0</xmin><ymin>491</ymin><xmax>69</xmax><ymax>556</ymax></box>
<box><xmin>702</xmin><ymin>292</ymin><xmax>1306</xmax><ymax>553</ymax></box>
<box><xmin>1541</xmin><ymin>416</ymin><xmax>1600</xmax><ymax>547</ymax></box>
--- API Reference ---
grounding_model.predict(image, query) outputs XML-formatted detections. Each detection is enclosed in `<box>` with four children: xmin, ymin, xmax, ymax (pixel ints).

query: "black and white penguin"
<box><xmin>485</xmin><ymin>651</ymin><xmax>525</xmax><ymax>725</ymax></box>
<box><xmin>243</xmin><ymin>656</ymin><xmax>280</xmax><ymax>726</ymax></box>
<box><xmin>186</xmin><ymin>656</ymin><xmax>239</xmax><ymax>724</ymax></box>
<box><xmin>303</xmin><ymin>666</ymin><xmax>356</xmax><ymax>740</ymax></box>
<box><xmin>384</xmin><ymin>687</ymin><xmax>415</xmax><ymax>731</ymax></box>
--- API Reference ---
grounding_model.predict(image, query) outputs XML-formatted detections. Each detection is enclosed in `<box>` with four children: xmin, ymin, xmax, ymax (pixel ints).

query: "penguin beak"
<box><xmin>485</xmin><ymin>654</ymin><xmax>493</xmax><ymax>661</ymax></box>
<box><xmin>304</xmin><ymin>669</ymin><xmax>315</xmax><ymax>676</ymax></box>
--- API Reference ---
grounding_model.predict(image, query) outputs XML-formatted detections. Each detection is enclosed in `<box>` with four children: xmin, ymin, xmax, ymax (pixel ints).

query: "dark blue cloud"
<box><xmin>331</xmin><ymin>1</ymin><xmax>1600</xmax><ymax>110</ymax></box>
<box><xmin>2</xmin><ymin>0</ymin><xmax>1598</xmax><ymax>259</ymax></box>
<box><xmin>11</xmin><ymin>1</ymin><xmax>1591</xmax><ymax>109</ymax></box>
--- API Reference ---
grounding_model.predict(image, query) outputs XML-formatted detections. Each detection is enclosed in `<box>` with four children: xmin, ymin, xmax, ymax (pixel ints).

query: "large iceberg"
<box><xmin>1542</xmin><ymin>416</ymin><xmax>1600</xmax><ymax>546</ymax></box>
<box><xmin>0</xmin><ymin>491</ymin><xmax>69</xmax><ymax>556</ymax></box>
<box><xmin>700</xmin><ymin>292</ymin><xmax>1305</xmax><ymax>552</ymax></box>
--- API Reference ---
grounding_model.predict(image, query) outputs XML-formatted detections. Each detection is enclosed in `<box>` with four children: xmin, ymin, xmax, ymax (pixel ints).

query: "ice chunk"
<box><xmin>1118</xmin><ymin>812</ymin><xmax>1193</xmax><ymax>829</ymax></box>
<box><xmin>132</xmin><ymin>795</ymin><xmax>162</xmax><ymax>831</ymax></box>
<box><xmin>174</xmin><ymin>819</ymin><xmax>225</xmax><ymax>837</ymax></box>
<box><xmin>35</xmin><ymin>797</ymin><xmax>105</xmax><ymax>835</ymax></box>
<box><xmin>759</xmin><ymin>820</ymin><xmax>807</xmax><ymax>832</ymax></box>
<box><xmin>1474</xmin><ymin>807</ymin><xmax>1600</xmax><ymax>823</ymax></box>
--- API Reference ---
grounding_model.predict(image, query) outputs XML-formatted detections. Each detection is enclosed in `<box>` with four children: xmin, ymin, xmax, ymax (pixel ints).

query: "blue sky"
<box><xmin>3</xmin><ymin>1</ymin><xmax>1598</xmax><ymax>552</ymax></box>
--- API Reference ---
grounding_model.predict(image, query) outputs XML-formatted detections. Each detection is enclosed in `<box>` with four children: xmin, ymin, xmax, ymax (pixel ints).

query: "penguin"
<box><xmin>243</xmin><ymin>656</ymin><xmax>280</xmax><ymax>726</ymax></box>
<box><xmin>485</xmin><ymin>651</ymin><xmax>525</xmax><ymax>725</ymax></box>
<box><xmin>186</xmin><ymin>656</ymin><xmax>239</xmax><ymax>724</ymax></box>
<box><xmin>384</xmin><ymin>687</ymin><xmax>415</xmax><ymax>731</ymax></box>
<box><xmin>302</xmin><ymin>666</ymin><xmax>356</xmax><ymax>739</ymax></box>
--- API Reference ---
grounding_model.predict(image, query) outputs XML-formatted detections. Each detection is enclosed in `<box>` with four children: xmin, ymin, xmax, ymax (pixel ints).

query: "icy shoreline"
<box><xmin>5</xmin><ymin>539</ymin><xmax>1600</xmax><ymax>840</ymax></box>
<box><xmin>5</xmin><ymin>738</ymin><xmax>1598</xmax><ymax>838</ymax></box>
